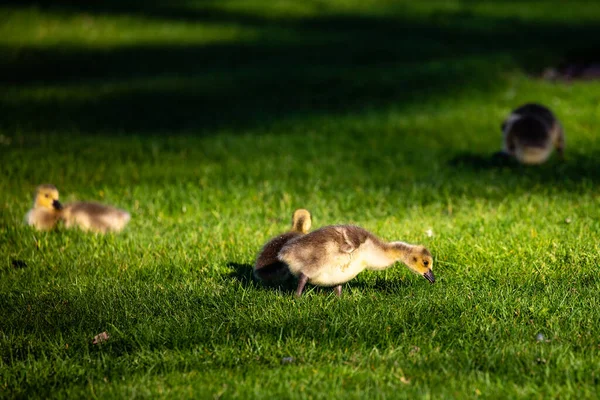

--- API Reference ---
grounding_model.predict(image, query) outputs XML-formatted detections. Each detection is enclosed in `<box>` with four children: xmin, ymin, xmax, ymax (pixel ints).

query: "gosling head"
<box><xmin>33</xmin><ymin>184</ymin><xmax>63</xmax><ymax>211</ymax></box>
<box><xmin>291</xmin><ymin>208</ymin><xmax>312</xmax><ymax>234</ymax></box>
<box><xmin>405</xmin><ymin>246</ymin><xmax>435</xmax><ymax>284</ymax></box>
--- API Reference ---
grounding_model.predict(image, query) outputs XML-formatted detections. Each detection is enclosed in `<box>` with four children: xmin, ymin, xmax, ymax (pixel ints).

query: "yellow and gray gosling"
<box><xmin>61</xmin><ymin>200</ymin><xmax>130</xmax><ymax>234</ymax></box>
<box><xmin>278</xmin><ymin>225</ymin><xmax>434</xmax><ymax>297</ymax></box>
<box><xmin>25</xmin><ymin>184</ymin><xmax>63</xmax><ymax>231</ymax></box>
<box><xmin>500</xmin><ymin>103</ymin><xmax>565</xmax><ymax>165</ymax></box>
<box><xmin>26</xmin><ymin>185</ymin><xmax>131</xmax><ymax>233</ymax></box>
<box><xmin>254</xmin><ymin>209</ymin><xmax>312</xmax><ymax>284</ymax></box>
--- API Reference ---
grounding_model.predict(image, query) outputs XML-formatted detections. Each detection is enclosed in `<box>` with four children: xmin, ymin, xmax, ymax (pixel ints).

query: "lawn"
<box><xmin>1</xmin><ymin>0</ymin><xmax>600</xmax><ymax>398</ymax></box>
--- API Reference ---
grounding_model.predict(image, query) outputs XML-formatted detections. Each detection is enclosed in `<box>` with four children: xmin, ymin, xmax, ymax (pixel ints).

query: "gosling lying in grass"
<box><xmin>254</xmin><ymin>209</ymin><xmax>312</xmax><ymax>284</ymax></box>
<box><xmin>499</xmin><ymin>103</ymin><xmax>565</xmax><ymax>165</ymax></box>
<box><xmin>25</xmin><ymin>184</ymin><xmax>63</xmax><ymax>231</ymax></box>
<box><xmin>278</xmin><ymin>225</ymin><xmax>435</xmax><ymax>297</ymax></box>
<box><xmin>26</xmin><ymin>184</ymin><xmax>131</xmax><ymax>233</ymax></box>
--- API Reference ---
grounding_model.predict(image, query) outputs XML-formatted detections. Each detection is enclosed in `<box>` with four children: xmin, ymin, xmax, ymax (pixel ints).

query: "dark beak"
<box><xmin>423</xmin><ymin>269</ymin><xmax>435</xmax><ymax>284</ymax></box>
<box><xmin>52</xmin><ymin>200</ymin><xmax>63</xmax><ymax>210</ymax></box>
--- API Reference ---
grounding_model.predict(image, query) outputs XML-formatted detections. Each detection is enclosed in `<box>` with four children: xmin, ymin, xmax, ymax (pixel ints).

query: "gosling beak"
<box><xmin>423</xmin><ymin>269</ymin><xmax>436</xmax><ymax>284</ymax></box>
<box><xmin>52</xmin><ymin>199</ymin><xmax>63</xmax><ymax>210</ymax></box>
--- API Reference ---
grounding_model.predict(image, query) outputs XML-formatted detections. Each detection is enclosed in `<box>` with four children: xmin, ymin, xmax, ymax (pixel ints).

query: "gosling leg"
<box><xmin>333</xmin><ymin>285</ymin><xmax>342</xmax><ymax>297</ymax></box>
<box><xmin>296</xmin><ymin>273</ymin><xmax>308</xmax><ymax>297</ymax></box>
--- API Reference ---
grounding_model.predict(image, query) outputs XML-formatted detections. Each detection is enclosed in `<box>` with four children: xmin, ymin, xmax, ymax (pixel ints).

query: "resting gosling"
<box><xmin>278</xmin><ymin>225</ymin><xmax>435</xmax><ymax>297</ymax></box>
<box><xmin>254</xmin><ymin>209</ymin><xmax>312</xmax><ymax>284</ymax></box>
<box><xmin>62</xmin><ymin>197</ymin><xmax>131</xmax><ymax>234</ymax></box>
<box><xmin>500</xmin><ymin>103</ymin><xmax>565</xmax><ymax>165</ymax></box>
<box><xmin>25</xmin><ymin>184</ymin><xmax>63</xmax><ymax>231</ymax></box>
<box><xmin>26</xmin><ymin>184</ymin><xmax>131</xmax><ymax>233</ymax></box>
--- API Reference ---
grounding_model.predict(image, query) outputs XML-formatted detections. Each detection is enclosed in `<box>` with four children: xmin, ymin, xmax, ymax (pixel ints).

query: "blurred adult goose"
<box><xmin>500</xmin><ymin>103</ymin><xmax>565</xmax><ymax>164</ymax></box>
<box><xmin>254</xmin><ymin>209</ymin><xmax>312</xmax><ymax>284</ymax></box>
<box><xmin>278</xmin><ymin>225</ymin><xmax>435</xmax><ymax>297</ymax></box>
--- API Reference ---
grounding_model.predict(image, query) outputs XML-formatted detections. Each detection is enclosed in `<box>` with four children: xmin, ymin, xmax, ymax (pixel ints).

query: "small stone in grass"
<box><xmin>536</xmin><ymin>333</ymin><xmax>545</xmax><ymax>342</ymax></box>
<box><xmin>92</xmin><ymin>331</ymin><xmax>110</xmax><ymax>345</ymax></box>
<box><xmin>565</xmin><ymin>218</ymin><xmax>572</xmax><ymax>224</ymax></box>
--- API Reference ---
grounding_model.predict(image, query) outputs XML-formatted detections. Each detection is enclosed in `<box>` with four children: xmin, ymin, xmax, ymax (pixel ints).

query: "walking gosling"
<box><xmin>25</xmin><ymin>184</ymin><xmax>63</xmax><ymax>231</ymax></box>
<box><xmin>500</xmin><ymin>103</ymin><xmax>565</xmax><ymax>165</ymax></box>
<box><xmin>278</xmin><ymin>225</ymin><xmax>435</xmax><ymax>297</ymax></box>
<box><xmin>254</xmin><ymin>209</ymin><xmax>312</xmax><ymax>284</ymax></box>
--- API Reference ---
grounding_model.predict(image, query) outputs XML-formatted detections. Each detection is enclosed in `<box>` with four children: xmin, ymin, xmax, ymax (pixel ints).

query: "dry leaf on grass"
<box><xmin>92</xmin><ymin>331</ymin><xmax>110</xmax><ymax>345</ymax></box>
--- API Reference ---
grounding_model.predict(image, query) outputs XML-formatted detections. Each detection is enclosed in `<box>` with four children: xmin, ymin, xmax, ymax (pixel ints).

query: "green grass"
<box><xmin>1</xmin><ymin>0</ymin><xmax>600</xmax><ymax>398</ymax></box>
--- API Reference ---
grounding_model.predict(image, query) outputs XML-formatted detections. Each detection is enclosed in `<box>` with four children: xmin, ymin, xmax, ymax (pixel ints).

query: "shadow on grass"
<box><xmin>349</xmin><ymin>276</ymin><xmax>422</xmax><ymax>295</ymax></box>
<box><xmin>448</xmin><ymin>151</ymin><xmax>600</xmax><ymax>184</ymax></box>
<box><xmin>225</xmin><ymin>262</ymin><xmax>255</xmax><ymax>286</ymax></box>
<box><xmin>225</xmin><ymin>261</ymin><xmax>423</xmax><ymax>296</ymax></box>
<box><xmin>449</xmin><ymin>152</ymin><xmax>519</xmax><ymax>169</ymax></box>
<box><xmin>2</xmin><ymin>1</ymin><xmax>600</xmax><ymax>135</ymax></box>
<box><xmin>226</xmin><ymin>261</ymin><xmax>297</xmax><ymax>293</ymax></box>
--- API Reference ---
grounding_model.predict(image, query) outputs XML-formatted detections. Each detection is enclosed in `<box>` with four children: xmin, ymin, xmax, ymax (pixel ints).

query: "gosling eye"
<box><xmin>44</xmin><ymin>194</ymin><xmax>50</xmax><ymax>198</ymax></box>
<box><xmin>413</xmin><ymin>257</ymin><xmax>417</xmax><ymax>262</ymax></box>
<box><xmin>424</xmin><ymin>260</ymin><xmax>429</xmax><ymax>266</ymax></box>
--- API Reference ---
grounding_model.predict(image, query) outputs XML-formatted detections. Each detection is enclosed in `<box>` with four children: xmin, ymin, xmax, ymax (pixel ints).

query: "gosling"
<box><xmin>62</xmin><ymin>200</ymin><xmax>130</xmax><ymax>234</ymax></box>
<box><xmin>500</xmin><ymin>103</ymin><xmax>565</xmax><ymax>165</ymax></box>
<box><xmin>254</xmin><ymin>209</ymin><xmax>312</xmax><ymax>284</ymax></box>
<box><xmin>278</xmin><ymin>225</ymin><xmax>435</xmax><ymax>297</ymax></box>
<box><xmin>26</xmin><ymin>185</ymin><xmax>131</xmax><ymax>233</ymax></box>
<box><xmin>25</xmin><ymin>184</ymin><xmax>63</xmax><ymax>231</ymax></box>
